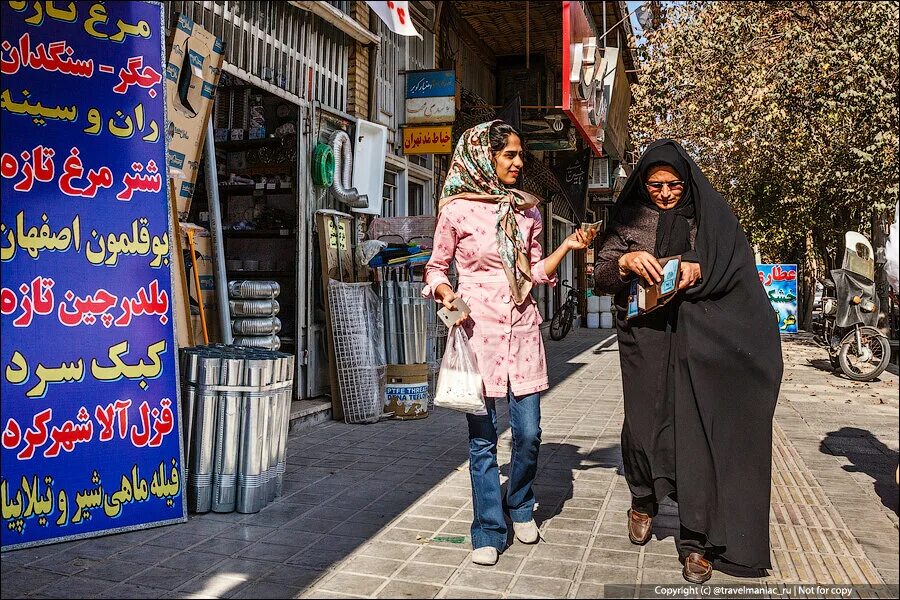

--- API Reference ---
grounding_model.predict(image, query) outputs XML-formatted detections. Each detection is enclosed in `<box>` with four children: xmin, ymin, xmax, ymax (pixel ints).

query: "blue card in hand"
<box><xmin>660</xmin><ymin>259</ymin><xmax>679</xmax><ymax>295</ymax></box>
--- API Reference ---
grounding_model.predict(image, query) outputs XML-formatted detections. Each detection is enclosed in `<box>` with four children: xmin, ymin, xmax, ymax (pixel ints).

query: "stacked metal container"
<box><xmin>378</xmin><ymin>274</ymin><xmax>429</xmax><ymax>365</ymax></box>
<box><xmin>180</xmin><ymin>345</ymin><xmax>294</xmax><ymax>514</ymax></box>
<box><xmin>229</xmin><ymin>280</ymin><xmax>282</xmax><ymax>350</ymax></box>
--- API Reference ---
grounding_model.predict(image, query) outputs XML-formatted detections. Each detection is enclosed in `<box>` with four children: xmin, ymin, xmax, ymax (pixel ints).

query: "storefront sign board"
<box><xmin>0</xmin><ymin>0</ymin><xmax>185</xmax><ymax>550</ymax></box>
<box><xmin>402</xmin><ymin>125</ymin><xmax>453</xmax><ymax>155</ymax></box>
<box><xmin>758</xmin><ymin>264</ymin><xmax>799</xmax><ymax>333</ymax></box>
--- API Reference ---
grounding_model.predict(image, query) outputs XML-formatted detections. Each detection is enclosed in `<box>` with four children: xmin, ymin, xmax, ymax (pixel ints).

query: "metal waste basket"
<box><xmin>187</xmin><ymin>355</ymin><xmax>219</xmax><ymax>513</ymax></box>
<box><xmin>212</xmin><ymin>357</ymin><xmax>242</xmax><ymax>512</ymax></box>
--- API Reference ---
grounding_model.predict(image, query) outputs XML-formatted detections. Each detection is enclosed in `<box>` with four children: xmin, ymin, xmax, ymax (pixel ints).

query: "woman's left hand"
<box><xmin>678</xmin><ymin>262</ymin><xmax>702</xmax><ymax>290</ymax></box>
<box><xmin>564</xmin><ymin>229</ymin><xmax>595</xmax><ymax>251</ymax></box>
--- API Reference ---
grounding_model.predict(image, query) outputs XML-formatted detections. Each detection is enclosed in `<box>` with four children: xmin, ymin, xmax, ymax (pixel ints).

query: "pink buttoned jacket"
<box><xmin>424</xmin><ymin>200</ymin><xmax>557</xmax><ymax>398</ymax></box>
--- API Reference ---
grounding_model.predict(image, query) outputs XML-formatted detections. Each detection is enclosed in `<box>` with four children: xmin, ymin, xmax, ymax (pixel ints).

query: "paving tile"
<box><xmin>329</xmin><ymin>520</ymin><xmax>387</xmax><ymax>538</ymax></box>
<box><xmin>572</xmin><ymin>582</ymin><xmax>609</xmax><ymax>599</ymax></box>
<box><xmin>580</xmin><ymin>565</ymin><xmax>639</xmax><ymax>585</ymax></box>
<box><xmin>591</xmin><ymin>534</ymin><xmax>642</xmax><ymax>554</ymax></box>
<box><xmin>261</xmin><ymin>565</ymin><xmax>324</xmax><ymax>588</ymax></box>
<box><xmin>215</xmin><ymin>525</ymin><xmax>277</xmax><ymax>543</ymax></box>
<box><xmin>36</xmin><ymin>575</ymin><xmax>119</xmax><ymax>599</ymax></box>
<box><xmin>412</xmin><ymin>546</ymin><xmax>470</xmax><ymax>567</ymax></box>
<box><xmin>529</xmin><ymin>542</ymin><xmax>586</xmax><ymax>562</ymax></box>
<box><xmin>510</xmin><ymin>575</ymin><xmax>572</xmax><ymax>597</ymax></box>
<box><xmin>30</xmin><ymin>555</ymin><xmax>103</xmax><ymax>576</ymax></box>
<box><xmin>374</xmin><ymin>580</ymin><xmax>442</xmax><ymax>598</ymax></box>
<box><xmin>235</xmin><ymin>541</ymin><xmax>303</xmax><ymax>563</ymax></box>
<box><xmin>227</xmin><ymin>580</ymin><xmax>307</xmax><ymax>599</ymax></box>
<box><xmin>358</xmin><ymin>541</ymin><xmax>422</xmax><ymax>561</ymax></box>
<box><xmin>521</xmin><ymin>557</ymin><xmax>579</xmax><ymax>580</ymax></box>
<box><xmin>99</xmin><ymin>583</ymin><xmax>171</xmax><ymax>598</ymax></box>
<box><xmin>451</xmin><ymin>568</ymin><xmax>515</xmax><ymax>592</ymax></box>
<box><xmin>441</xmin><ymin>587</ymin><xmax>502</xmax><ymax>599</ymax></box>
<box><xmin>538</xmin><ymin>528</ymin><xmax>592</xmax><ymax>547</ymax></box>
<box><xmin>342</xmin><ymin>557</ymin><xmax>407</xmax><ymax>583</ymax></box>
<box><xmin>79</xmin><ymin>560</ymin><xmax>150</xmax><ymax>583</ymax></box>
<box><xmin>143</xmin><ymin>532</ymin><xmax>211</xmax><ymax>551</ymax></box>
<box><xmin>190</xmin><ymin>537</ymin><xmax>256</xmax><ymax>557</ymax></box>
<box><xmin>281</xmin><ymin>516</ymin><xmax>342</xmax><ymax>534</ymax></box>
<box><xmin>1</xmin><ymin>568</ymin><xmax>65</xmax><ymax>596</ymax></box>
<box><xmin>285</xmin><ymin>549</ymin><xmax>347</xmax><ymax>570</ymax></box>
<box><xmin>395</xmin><ymin>562</ymin><xmax>456</xmax><ymax>585</ymax></box>
<box><xmin>317</xmin><ymin>572</ymin><xmax>386</xmax><ymax>596</ymax></box>
<box><xmin>175</xmin><ymin>572</ymin><xmax>248</xmax><ymax>597</ymax></box>
<box><xmin>159</xmin><ymin>551</ymin><xmax>226</xmax><ymax>573</ymax></box>
<box><xmin>127</xmin><ymin>565</ymin><xmax>198</xmax><ymax>591</ymax></box>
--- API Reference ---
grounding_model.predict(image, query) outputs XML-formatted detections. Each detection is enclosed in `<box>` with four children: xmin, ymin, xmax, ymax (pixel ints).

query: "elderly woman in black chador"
<box><xmin>594</xmin><ymin>140</ymin><xmax>783</xmax><ymax>583</ymax></box>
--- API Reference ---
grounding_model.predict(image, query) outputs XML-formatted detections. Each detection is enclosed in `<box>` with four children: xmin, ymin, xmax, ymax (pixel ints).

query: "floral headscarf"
<box><xmin>439</xmin><ymin>120</ymin><xmax>541</xmax><ymax>305</ymax></box>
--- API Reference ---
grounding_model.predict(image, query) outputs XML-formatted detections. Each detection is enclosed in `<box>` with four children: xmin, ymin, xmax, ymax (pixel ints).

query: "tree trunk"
<box><xmin>871</xmin><ymin>210</ymin><xmax>891</xmax><ymax>336</ymax></box>
<box><xmin>800</xmin><ymin>231</ymin><xmax>824</xmax><ymax>332</ymax></box>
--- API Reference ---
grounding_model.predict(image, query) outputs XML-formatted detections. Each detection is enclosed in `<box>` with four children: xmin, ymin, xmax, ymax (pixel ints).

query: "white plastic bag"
<box><xmin>433</xmin><ymin>325</ymin><xmax>486</xmax><ymax>415</ymax></box>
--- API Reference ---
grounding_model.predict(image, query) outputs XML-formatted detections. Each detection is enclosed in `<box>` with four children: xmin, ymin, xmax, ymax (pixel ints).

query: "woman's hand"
<box><xmin>678</xmin><ymin>262</ymin><xmax>702</xmax><ymax>290</ymax></box>
<box><xmin>563</xmin><ymin>229</ymin><xmax>595</xmax><ymax>251</ymax></box>
<box><xmin>434</xmin><ymin>283</ymin><xmax>469</xmax><ymax>326</ymax></box>
<box><xmin>618</xmin><ymin>251</ymin><xmax>663</xmax><ymax>284</ymax></box>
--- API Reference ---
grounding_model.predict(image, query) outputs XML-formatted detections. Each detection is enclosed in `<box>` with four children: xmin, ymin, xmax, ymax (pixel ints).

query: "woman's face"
<box><xmin>645</xmin><ymin>165</ymin><xmax>685</xmax><ymax>210</ymax></box>
<box><xmin>492</xmin><ymin>133</ymin><xmax>525</xmax><ymax>185</ymax></box>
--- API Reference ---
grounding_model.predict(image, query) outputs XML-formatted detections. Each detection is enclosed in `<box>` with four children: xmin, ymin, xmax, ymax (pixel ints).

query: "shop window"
<box><xmin>589</xmin><ymin>157</ymin><xmax>610</xmax><ymax>189</ymax></box>
<box><xmin>408</xmin><ymin>181</ymin><xmax>425</xmax><ymax>216</ymax></box>
<box><xmin>382</xmin><ymin>170</ymin><xmax>399</xmax><ymax>217</ymax></box>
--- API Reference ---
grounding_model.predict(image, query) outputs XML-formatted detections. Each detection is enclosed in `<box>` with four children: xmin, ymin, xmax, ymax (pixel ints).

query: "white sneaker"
<box><xmin>513</xmin><ymin>519</ymin><xmax>540</xmax><ymax>544</ymax></box>
<box><xmin>471</xmin><ymin>546</ymin><xmax>499</xmax><ymax>565</ymax></box>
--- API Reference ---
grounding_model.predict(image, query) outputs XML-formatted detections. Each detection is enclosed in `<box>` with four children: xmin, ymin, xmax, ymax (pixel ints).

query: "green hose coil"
<box><xmin>312</xmin><ymin>143</ymin><xmax>335</xmax><ymax>187</ymax></box>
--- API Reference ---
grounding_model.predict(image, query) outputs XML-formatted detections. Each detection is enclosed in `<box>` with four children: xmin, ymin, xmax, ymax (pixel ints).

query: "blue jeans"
<box><xmin>466</xmin><ymin>388</ymin><xmax>542</xmax><ymax>550</ymax></box>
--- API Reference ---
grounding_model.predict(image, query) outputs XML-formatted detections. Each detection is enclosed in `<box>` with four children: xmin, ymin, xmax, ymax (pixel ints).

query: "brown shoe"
<box><xmin>682</xmin><ymin>552</ymin><xmax>712</xmax><ymax>584</ymax></box>
<box><xmin>627</xmin><ymin>509</ymin><xmax>652</xmax><ymax>545</ymax></box>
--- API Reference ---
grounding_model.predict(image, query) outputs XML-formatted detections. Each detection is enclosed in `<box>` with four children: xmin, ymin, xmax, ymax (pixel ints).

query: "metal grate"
<box><xmin>327</xmin><ymin>281</ymin><xmax>387</xmax><ymax>424</ymax></box>
<box><xmin>165</xmin><ymin>1</ymin><xmax>350</xmax><ymax>111</ymax></box>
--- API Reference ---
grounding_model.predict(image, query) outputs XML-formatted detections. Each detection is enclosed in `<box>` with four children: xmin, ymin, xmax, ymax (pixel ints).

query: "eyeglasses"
<box><xmin>645</xmin><ymin>181</ymin><xmax>685</xmax><ymax>192</ymax></box>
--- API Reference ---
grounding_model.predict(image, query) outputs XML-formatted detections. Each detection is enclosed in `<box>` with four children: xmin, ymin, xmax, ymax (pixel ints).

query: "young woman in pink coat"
<box><xmin>425</xmin><ymin>120</ymin><xmax>594</xmax><ymax>565</ymax></box>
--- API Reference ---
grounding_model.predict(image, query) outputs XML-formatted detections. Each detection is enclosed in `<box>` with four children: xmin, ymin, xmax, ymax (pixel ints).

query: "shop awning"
<box><xmin>452</xmin><ymin>1</ymin><xmax>636</xmax><ymax>160</ymax></box>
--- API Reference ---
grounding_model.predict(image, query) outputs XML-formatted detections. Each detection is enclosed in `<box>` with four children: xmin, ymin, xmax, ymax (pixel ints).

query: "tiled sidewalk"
<box><xmin>1</xmin><ymin>329</ymin><xmax>897</xmax><ymax>599</ymax></box>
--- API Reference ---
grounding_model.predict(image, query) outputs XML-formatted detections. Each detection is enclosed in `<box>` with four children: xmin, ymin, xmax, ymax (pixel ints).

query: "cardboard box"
<box><xmin>385</xmin><ymin>364</ymin><xmax>430</xmax><ymax>420</ymax></box>
<box><xmin>165</xmin><ymin>14</ymin><xmax>224</xmax><ymax>221</ymax></box>
<box><xmin>180</xmin><ymin>224</ymin><xmax>221</xmax><ymax>344</ymax></box>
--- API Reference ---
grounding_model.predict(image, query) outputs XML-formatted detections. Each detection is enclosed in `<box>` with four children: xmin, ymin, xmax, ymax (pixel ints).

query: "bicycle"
<box><xmin>549</xmin><ymin>280</ymin><xmax>580</xmax><ymax>341</ymax></box>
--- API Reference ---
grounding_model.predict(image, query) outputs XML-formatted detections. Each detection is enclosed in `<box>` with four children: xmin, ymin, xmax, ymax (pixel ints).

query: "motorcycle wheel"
<box><xmin>549</xmin><ymin>303</ymin><xmax>573</xmax><ymax>341</ymax></box>
<box><xmin>838</xmin><ymin>326</ymin><xmax>891</xmax><ymax>381</ymax></box>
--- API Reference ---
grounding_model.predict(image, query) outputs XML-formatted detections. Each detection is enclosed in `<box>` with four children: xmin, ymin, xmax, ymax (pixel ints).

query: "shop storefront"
<box><xmin>436</xmin><ymin>0</ymin><xmax>639</xmax><ymax>320</ymax></box>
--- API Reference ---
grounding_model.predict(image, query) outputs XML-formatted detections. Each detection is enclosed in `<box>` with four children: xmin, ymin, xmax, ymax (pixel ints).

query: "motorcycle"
<box><xmin>812</xmin><ymin>232</ymin><xmax>891</xmax><ymax>381</ymax></box>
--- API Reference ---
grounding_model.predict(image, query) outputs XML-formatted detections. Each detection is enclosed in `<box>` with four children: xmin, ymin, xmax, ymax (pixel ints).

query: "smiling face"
<box><xmin>645</xmin><ymin>165</ymin><xmax>685</xmax><ymax>210</ymax></box>
<box><xmin>492</xmin><ymin>133</ymin><xmax>525</xmax><ymax>185</ymax></box>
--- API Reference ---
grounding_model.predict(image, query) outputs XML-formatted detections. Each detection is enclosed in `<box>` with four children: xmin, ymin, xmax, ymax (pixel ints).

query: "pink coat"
<box><xmin>424</xmin><ymin>200</ymin><xmax>557</xmax><ymax>398</ymax></box>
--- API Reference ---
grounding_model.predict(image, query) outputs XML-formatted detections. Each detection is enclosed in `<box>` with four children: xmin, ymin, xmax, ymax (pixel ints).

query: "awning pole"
<box><xmin>204</xmin><ymin>118</ymin><xmax>233</xmax><ymax>344</ymax></box>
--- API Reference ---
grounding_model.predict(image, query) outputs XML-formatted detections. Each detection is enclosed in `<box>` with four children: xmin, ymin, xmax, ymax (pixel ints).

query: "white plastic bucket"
<box><xmin>600</xmin><ymin>312</ymin><xmax>614</xmax><ymax>329</ymax></box>
<box><xmin>598</xmin><ymin>295</ymin><xmax>613</xmax><ymax>312</ymax></box>
<box><xmin>586</xmin><ymin>313</ymin><xmax>601</xmax><ymax>329</ymax></box>
<box><xmin>587</xmin><ymin>296</ymin><xmax>601</xmax><ymax>313</ymax></box>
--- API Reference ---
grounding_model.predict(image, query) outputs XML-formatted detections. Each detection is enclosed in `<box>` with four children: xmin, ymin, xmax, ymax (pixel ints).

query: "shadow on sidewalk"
<box><xmin>1</xmin><ymin>330</ymin><xmax>617</xmax><ymax>599</ymax></box>
<box><xmin>820</xmin><ymin>427</ymin><xmax>899</xmax><ymax>514</ymax></box>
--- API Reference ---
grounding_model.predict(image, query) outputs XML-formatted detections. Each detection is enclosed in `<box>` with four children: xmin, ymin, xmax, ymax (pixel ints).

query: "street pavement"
<box><xmin>1</xmin><ymin>329</ymin><xmax>897</xmax><ymax>599</ymax></box>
